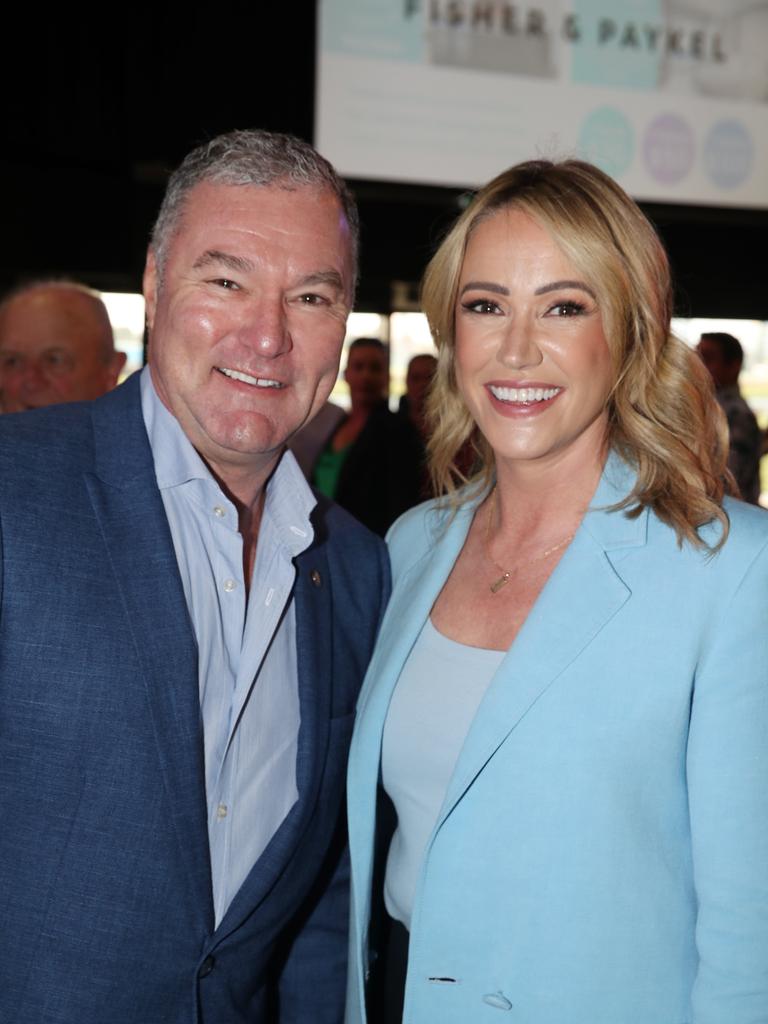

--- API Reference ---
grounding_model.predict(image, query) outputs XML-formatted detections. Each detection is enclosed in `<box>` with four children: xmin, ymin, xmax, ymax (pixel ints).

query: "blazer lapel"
<box><xmin>347</xmin><ymin>503</ymin><xmax>476</xmax><ymax>933</ymax></box>
<box><xmin>438</xmin><ymin>455</ymin><xmax>647</xmax><ymax>823</ymax></box>
<box><xmin>354</xmin><ymin>502</ymin><xmax>476</xmax><ymax>745</ymax></box>
<box><xmin>85</xmin><ymin>376</ymin><xmax>212</xmax><ymax>926</ymax></box>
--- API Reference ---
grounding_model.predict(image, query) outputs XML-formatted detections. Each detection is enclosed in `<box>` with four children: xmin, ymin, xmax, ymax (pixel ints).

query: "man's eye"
<box><xmin>211</xmin><ymin>278</ymin><xmax>239</xmax><ymax>290</ymax></box>
<box><xmin>298</xmin><ymin>293</ymin><xmax>328</xmax><ymax>306</ymax></box>
<box><xmin>44</xmin><ymin>350</ymin><xmax>73</xmax><ymax>373</ymax></box>
<box><xmin>0</xmin><ymin>354</ymin><xmax>20</xmax><ymax>369</ymax></box>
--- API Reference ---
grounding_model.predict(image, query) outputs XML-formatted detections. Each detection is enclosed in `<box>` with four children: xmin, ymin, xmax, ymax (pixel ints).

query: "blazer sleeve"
<box><xmin>687</xmin><ymin>533</ymin><xmax>768</xmax><ymax>1023</ymax></box>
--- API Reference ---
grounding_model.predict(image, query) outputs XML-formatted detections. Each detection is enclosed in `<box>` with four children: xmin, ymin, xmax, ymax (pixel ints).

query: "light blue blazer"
<box><xmin>346</xmin><ymin>455</ymin><xmax>768</xmax><ymax>1024</ymax></box>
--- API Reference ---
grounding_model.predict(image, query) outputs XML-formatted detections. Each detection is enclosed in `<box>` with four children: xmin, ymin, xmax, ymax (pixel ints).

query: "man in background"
<box><xmin>399</xmin><ymin>352</ymin><xmax>437</xmax><ymax>439</ymax></box>
<box><xmin>0</xmin><ymin>281</ymin><xmax>125</xmax><ymax>411</ymax></box>
<box><xmin>697</xmin><ymin>331</ymin><xmax>762</xmax><ymax>504</ymax></box>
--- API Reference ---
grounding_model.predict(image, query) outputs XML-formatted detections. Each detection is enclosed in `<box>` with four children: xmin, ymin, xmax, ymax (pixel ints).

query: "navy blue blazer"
<box><xmin>0</xmin><ymin>373</ymin><xmax>390</xmax><ymax>1024</ymax></box>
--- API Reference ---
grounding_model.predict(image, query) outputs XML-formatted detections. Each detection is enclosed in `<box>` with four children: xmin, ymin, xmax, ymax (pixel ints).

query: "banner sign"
<box><xmin>316</xmin><ymin>0</ymin><xmax>768</xmax><ymax>207</ymax></box>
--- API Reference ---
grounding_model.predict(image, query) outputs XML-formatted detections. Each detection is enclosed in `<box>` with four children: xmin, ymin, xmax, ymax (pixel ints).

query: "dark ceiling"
<box><xmin>2</xmin><ymin>7</ymin><xmax>766</xmax><ymax>318</ymax></box>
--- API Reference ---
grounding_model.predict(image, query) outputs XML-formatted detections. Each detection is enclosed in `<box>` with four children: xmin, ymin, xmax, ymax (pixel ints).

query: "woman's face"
<box><xmin>454</xmin><ymin>207</ymin><xmax>614</xmax><ymax>473</ymax></box>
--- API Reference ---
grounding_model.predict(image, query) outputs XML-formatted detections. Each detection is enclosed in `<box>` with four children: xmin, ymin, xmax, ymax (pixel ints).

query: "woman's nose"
<box><xmin>496</xmin><ymin>318</ymin><xmax>543</xmax><ymax>370</ymax></box>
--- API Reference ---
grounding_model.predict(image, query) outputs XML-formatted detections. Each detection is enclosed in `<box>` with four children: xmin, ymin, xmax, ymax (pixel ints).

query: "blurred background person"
<box><xmin>346</xmin><ymin>160</ymin><xmax>768</xmax><ymax>1024</ymax></box>
<box><xmin>697</xmin><ymin>330</ymin><xmax>762</xmax><ymax>503</ymax></box>
<box><xmin>399</xmin><ymin>353</ymin><xmax>437</xmax><ymax>440</ymax></box>
<box><xmin>398</xmin><ymin>353</ymin><xmax>438</xmax><ymax>498</ymax></box>
<box><xmin>308</xmin><ymin>337</ymin><xmax>424</xmax><ymax>536</ymax></box>
<box><xmin>0</xmin><ymin>281</ymin><xmax>125</xmax><ymax>413</ymax></box>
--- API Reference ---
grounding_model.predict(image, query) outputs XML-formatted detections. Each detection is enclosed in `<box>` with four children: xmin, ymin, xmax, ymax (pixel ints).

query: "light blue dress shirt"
<box><xmin>141</xmin><ymin>368</ymin><xmax>315</xmax><ymax>925</ymax></box>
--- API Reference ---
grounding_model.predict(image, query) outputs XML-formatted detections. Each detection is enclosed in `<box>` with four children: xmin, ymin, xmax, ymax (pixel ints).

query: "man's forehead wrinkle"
<box><xmin>192</xmin><ymin>250</ymin><xmax>256</xmax><ymax>274</ymax></box>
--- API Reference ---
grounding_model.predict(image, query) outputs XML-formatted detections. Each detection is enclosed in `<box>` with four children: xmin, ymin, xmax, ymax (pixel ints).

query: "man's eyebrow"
<box><xmin>192</xmin><ymin>250</ymin><xmax>255</xmax><ymax>274</ymax></box>
<box><xmin>535</xmin><ymin>279</ymin><xmax>597</xmax><ymax>299</ymax></box>
<box><xmin>297</xmin><ymin>270</ymin><xmax>346</xmax><ymax>293</ymax></box>
<box><xmin>459</xmin><ymin>281</ymin><xmax>510</xmax><ymax>296</ymax></box>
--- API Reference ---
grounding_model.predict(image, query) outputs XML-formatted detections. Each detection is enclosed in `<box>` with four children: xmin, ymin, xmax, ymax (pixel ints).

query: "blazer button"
<box><xmin>199</xmin><ymin>955</ymin><xmax>215</xmax><ymax>979</ymax></box>
<box><xmin>310</xmin><ymin>569</ymin><xmax>322</xmax><ymax>587</ymax></box>
<box><xmin>482</xmin><ymin>991</ymin><xmax>512</xmax><ymax>1010</ymax></box>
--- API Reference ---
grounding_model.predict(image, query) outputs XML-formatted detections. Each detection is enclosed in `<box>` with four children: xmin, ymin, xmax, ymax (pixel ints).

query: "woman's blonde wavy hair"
<box><xmin>422</xmin><ymin>158</ymin><xmax>733</xmax><ymax>549</ymax></box>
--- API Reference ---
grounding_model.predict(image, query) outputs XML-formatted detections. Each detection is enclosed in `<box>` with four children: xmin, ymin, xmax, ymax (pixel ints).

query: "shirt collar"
<box><xmin>140</xmin><ymin>365</ymin><xmax>211</xmax><ymax>490</ymax></box>
<box><xmin>140</xmin><ymin>366</ymin><xmax>316</xmax><ymax>553</ymax></box>
<box><xmin>263</xmin><ymin>446</ymin><xmax>317</xmax><ymax>557</ymax></box>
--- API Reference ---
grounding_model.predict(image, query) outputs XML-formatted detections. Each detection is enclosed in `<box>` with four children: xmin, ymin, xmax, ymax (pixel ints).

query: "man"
<box><xmin>0</xmin><ymin>130</ymin><xmax>389</xmax><ymax>1023</ymax></box>
<box><xmin>399</xmin><ymin>352</ymin><xmax>437</xmax><ymax>438</ymax></box>
<box><xmin>697</xmin><ymin>331</ymin><xmax>762</xmax><ymax>503</ymax></box>
<box><xmin>302</xmin><ymin>338</ymin><xmax>425</xmax><ymax>536</ymax></box>
<box><xmin>0</xmin><ymin>281</ymin><xmax>126</xmax><ymax>411</ymax></box>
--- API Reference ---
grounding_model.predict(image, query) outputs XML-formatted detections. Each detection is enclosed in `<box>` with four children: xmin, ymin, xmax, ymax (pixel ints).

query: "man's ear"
<box><xmin>143</xmin><ymin>249</ymin><xmax>159</xmax><ymax>331</ymax></box>
<box><xmin>107</xmin><ymin>351</ymin><xmax>128</xmax><ymax>389</ymax></box>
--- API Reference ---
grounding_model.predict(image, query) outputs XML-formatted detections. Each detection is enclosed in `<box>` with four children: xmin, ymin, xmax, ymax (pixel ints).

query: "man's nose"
<box><xmin>496</xmin><ymin>318</ymin><xmax>543</xmax><ymax>370</ymax></box>
<box><xmin>238</xmin><ymin>298</ymin><xmax>291</xmax><ymax>357</ymax></box>
<box><xmin>19</xmin><ymin>360</ymin><xmax>50</xmax><ymax>395</ymax></box>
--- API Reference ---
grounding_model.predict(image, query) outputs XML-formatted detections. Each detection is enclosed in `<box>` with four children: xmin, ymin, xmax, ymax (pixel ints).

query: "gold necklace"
<box><xmin>484</xmin><ymin>488</ymin><xmax>575</xmax><ymax>594</ymax></box>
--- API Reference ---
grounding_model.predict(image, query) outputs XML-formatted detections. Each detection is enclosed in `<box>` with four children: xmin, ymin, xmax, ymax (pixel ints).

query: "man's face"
<box><xmin>0</xmin><ymin>290</ymin><xmax>123</xmax><ymax>412</ymax></box>
<box><xmin>697</xmin><ymin>336</ymin><xmax>737</xmax><ymax>389</ymax></box>
<box><xmin>144</xmin><ymin>181</ymin><xmax>354</xmax><ymax>486</ymax></box>
<box><xmin>406</xmin><ymin>355</ymin><xmax>437</xmax><ymax>410</ymax></box>
<box><xmin>344</xmin><ymin>344</ymin><xmax>388</xmax><ymax>411</ymax></box>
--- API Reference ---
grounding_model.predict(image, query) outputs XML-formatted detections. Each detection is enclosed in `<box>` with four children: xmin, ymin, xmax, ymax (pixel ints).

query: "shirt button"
<box><xmin>216</xmin><ymin>803</ymin><xmax>228</xmax><ymax>820</ymax></box>
<box><xmin>223</xmin><ymin>578</ymin><xmax>237</xmax><ymax>592</ymax></box>
<box><xmin>213</xmin><ymin>505</ymin><xmax>226</xmax><ymax>518</ymax></box>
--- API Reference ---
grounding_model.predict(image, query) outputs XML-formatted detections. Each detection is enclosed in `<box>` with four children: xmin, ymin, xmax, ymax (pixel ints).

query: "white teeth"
<box><xmin>218</xmin><ymin>367</ymin><xmax>282</xmax><ymax>388</ymax></box>
<box><xmin>489</xmin><ymin>385</ymin><xmax>561</xmax><ymax>404</ymax></box>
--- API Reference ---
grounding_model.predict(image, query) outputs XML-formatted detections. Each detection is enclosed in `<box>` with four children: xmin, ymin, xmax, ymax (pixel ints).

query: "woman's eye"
<box><xmin>462</xmin><ymin>299</ymin><xmax>501</xmax><ymax>315</ymax></box>
<box><xmin>548</xmin><ymin>300</ymin><xmax>586</xmax><ymax>317</ymax></box>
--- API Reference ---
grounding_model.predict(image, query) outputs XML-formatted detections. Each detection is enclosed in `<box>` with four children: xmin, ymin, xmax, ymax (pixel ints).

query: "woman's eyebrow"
<box><xmin>459</xmin><ymin>280</ymin><xmax>509</xmax><ymax>296</ymax></box>
<box><xmin>535</xmin><ymin>279</ymin><xmax>597</xmax><ymax>299</ymax></box>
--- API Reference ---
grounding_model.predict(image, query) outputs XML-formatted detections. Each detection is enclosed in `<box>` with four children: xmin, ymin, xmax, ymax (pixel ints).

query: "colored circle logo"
<box><xmin>704</xmin><ymin>120</ymin><xmax>753</xmax><ymax>190</ymax></box>
<box><xmin>578</xmin><ymin>108</ymin><xmax>634</xmax><ymax>178</ymax></box>
<box><xmin>643</xmin><ymin>115</ymin><xmax>695</xmax><ymax>185</ymax></box>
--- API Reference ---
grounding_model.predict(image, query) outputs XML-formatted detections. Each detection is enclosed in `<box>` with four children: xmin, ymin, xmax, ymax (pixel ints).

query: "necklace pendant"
<box><xmin>490</xmin><ymin>571</ymin><xmax>511</xmax><ymax>594</ymax></box>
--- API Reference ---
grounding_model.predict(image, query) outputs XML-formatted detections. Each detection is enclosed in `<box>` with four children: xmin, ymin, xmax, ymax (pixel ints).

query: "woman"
<box><xmin>346</xmin><ymin>160</ymin><xmax>768</xmax><ymax>1024</ymax></box>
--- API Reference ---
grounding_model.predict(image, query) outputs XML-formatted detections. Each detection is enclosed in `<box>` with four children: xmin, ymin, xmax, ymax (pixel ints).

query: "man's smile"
<box><xmin>216</xmin><ymin>366</ymin><xmax>284</xmax><ymax>388</ymax></box>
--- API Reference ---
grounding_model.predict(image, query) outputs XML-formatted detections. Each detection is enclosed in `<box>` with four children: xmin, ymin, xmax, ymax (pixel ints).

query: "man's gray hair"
<box><xmin>150</xmin><ymin>129</ymin><xmax>359</xmax><ymax>277</ymax></box>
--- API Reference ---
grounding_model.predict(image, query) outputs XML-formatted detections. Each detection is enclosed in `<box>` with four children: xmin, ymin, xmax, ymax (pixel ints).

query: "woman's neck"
<box><xmin>490</xmin><ymin>443</ymin><xmax>608</xmax><ymax>544</ymax></box>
